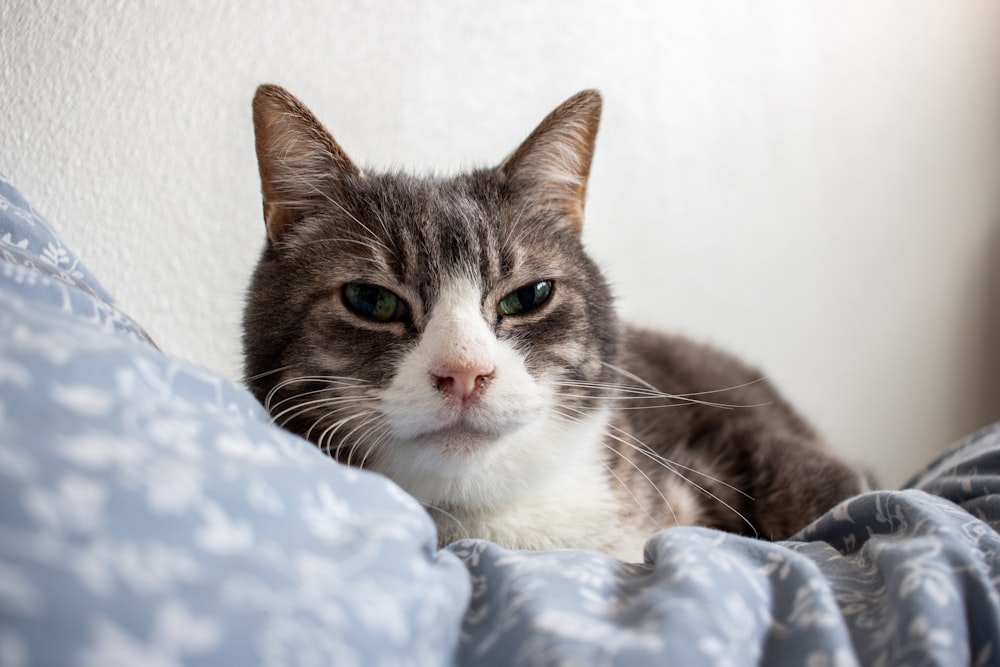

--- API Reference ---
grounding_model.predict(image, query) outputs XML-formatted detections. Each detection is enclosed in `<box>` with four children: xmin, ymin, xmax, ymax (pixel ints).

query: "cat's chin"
<box><xmin>409</xmin><ymin>422</ymin><xmax>523</xmax><ymax>458</ymax></box>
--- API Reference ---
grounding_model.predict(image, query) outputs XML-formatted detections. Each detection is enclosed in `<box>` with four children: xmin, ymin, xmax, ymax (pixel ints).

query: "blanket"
<box><xmin>2</xmin><ymin>172</ymin><xmax>998</xmax><ymax>666</ymax></box>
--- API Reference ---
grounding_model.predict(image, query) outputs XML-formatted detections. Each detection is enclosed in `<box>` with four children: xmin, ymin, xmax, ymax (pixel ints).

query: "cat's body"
<box><xmin>243</xmin><ymin>85</ymin><xmax>867</xmax><ymax>561</ymax></box>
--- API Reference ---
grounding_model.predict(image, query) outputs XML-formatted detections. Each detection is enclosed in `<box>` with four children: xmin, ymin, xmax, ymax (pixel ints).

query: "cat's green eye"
<box><xmin>498</xmin><ymin>280</ymin><xmax>553</xmax><ymax>317</ymax></box>
<box><xmin>342</xmin><ymin>283</ymin><xmax>407</xmax><ymax>323</ymax></box>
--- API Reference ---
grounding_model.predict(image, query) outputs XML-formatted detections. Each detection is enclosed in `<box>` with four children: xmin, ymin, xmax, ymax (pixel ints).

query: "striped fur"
<box><xmin>243</xmin><ymin>85</ymin><xmax>867</xmax><ymax>561</ymax></box>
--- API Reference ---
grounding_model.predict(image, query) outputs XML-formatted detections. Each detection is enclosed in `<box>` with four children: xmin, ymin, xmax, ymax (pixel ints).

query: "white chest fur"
<box><xmin>428</xmin><ymin>421</ymin><xmax>653</xmax><ymax>562</ymax></box>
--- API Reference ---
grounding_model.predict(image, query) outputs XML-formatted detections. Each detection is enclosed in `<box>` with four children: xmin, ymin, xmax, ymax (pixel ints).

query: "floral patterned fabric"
<box><xmin>2</xmin><ymin>171</ymin><xmax>999</xmax><ymax>666</ymax></box>
<box><xmin>0</xmin><ymin>174</ymin><xmax>468</xmax><ymax>666</ymax></box>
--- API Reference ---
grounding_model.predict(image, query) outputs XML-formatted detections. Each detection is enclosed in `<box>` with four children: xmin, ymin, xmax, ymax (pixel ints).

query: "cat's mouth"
<box><xmin>411</xmin><ymin>421</ymin><xmax>518</xmax><ymax>455</ymax></box>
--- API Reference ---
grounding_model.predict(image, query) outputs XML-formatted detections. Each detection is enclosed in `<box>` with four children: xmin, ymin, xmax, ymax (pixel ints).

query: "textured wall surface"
<box><xmin>2</xmin><ymin>0</ymin><xmax>999</xmax><ymax>485</ymax></box>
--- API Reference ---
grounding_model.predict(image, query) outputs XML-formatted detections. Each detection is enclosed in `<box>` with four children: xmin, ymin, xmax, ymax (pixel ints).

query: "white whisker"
<box><xmin>276</xmin><ymin>236</ymin><xmax>395</xmax><ymax>262</ymax></box>
<box><xmin>602</xmin><ymin>455</ymin><xmax>674</xmax><ymax>530</ymax></box>
<box><xmin>271</xmin><ymin>395</ymin><xmax>373</xmax><ymax>429</ymax></box>
<box><xmin>245</xmin><ymin>365</ymin><xmax>292</xmax><ymax>383</ymax></box>
<box><xmin>276</xmin><ymin>161</ymin><xmax>392</xmax><ymax>253</ymax></box>
<box><xmin>339</xmin><ymin>413</ymin><xmax>384</xmax><ymax>468</ymax></box>
<box><xmin>264</xmin><ymin>374</ymin><xmax>370</xmax><ymax>411</ymax></box>
<box><xmin>268</xmin><ymin>386</ymin><xmax>372</xmax><ymax>414</ymax></box>
<box><xmin>556</xmin><ymin>402</ymin><xmax>758</xmax><ymax>537</ymax></box>
<box><xmin>417</xmin><ymin>500</ymin><xmax>471</xmax><ymax>541</ymax></box>
<box><xmin>355</xmin><ymin>424</ymin><xmax>393</xmax><ymax>470</ymax></box>
<box><xmin>555</xmin><ymin>376</ymin><xmax>771</xmax><ymax>410</ymax></box>
<box><xmin>313</xmin><ymin>410</ymin><xmax>376</xmax><ymax>451</ymax></box>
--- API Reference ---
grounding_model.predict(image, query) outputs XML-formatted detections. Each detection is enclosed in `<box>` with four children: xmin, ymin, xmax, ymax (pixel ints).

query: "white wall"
<box><xmin>2</xmin><ymin>1</ymin><xmax>998</xmax><ymax>486</ymax></box>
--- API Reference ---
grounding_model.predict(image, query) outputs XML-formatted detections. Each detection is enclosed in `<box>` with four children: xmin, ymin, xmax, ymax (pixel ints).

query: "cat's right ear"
<box><xmin>252</xmin><ymin>84</ymin><xmax>361</xmax><ymax>244</ymax></box>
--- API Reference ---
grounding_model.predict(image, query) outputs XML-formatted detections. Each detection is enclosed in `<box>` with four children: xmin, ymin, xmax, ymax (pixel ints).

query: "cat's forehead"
<box><xmin>357</xmin><ymin>172</ymin><xmax>504</xmax><ymax>269</ymax></box>
<box><xmin>364</xmin><ymin>171</ymin><xmax>496</xmax><ymax>231</ymax></box>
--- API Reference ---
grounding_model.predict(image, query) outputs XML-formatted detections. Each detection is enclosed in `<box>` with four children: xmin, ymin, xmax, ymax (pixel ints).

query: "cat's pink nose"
<box><xmin>433</xmin><ymin>367</ymin><xmax>496</xmax><ymax>402</ymax></box>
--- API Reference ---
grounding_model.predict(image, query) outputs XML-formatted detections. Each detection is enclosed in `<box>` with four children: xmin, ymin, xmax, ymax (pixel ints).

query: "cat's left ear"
<box><xmin>497</xmin><ymin>90</ymin><xmax>602</xmax><ymax>234</ymax></box>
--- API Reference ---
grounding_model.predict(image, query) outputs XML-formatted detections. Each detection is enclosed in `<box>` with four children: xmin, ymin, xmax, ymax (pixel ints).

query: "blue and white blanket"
<box><xmin>2</xmin><ymin>172</ymin><xmax>998</xmax><ymax>666</ymax></box>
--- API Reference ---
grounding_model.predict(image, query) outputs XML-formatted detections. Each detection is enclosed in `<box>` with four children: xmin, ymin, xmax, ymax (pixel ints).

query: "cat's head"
<box><xmin>243</xmin><ymin>85</ymin><xmax>619</xmax><ymax>510</ymax></box>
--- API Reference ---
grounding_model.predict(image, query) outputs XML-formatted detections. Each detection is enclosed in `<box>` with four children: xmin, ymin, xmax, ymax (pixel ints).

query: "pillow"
<box><xmin>0</xmin><ymin>173</ymin><xmax>468</xmax><ymax>666</ymax></box>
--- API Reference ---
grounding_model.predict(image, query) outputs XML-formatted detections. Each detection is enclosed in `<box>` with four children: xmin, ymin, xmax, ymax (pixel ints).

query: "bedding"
<box><xmin>1</xmin><ymin>171</ymin><xmax>999</xmax><ymax>666</ymax></box>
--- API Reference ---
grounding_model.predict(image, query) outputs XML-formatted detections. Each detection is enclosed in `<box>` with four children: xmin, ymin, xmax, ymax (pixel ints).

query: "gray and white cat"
<box><xmin>243</xmin><ymin>85</ymin><xmax>868</xmax><ymax>561</ymax></box>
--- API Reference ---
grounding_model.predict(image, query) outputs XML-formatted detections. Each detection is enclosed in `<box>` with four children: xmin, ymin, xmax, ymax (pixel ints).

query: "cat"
<box><xmin>243</xmin><ymin>84</ymin><xmax>869</xmax><ymax>561</ymax></box>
